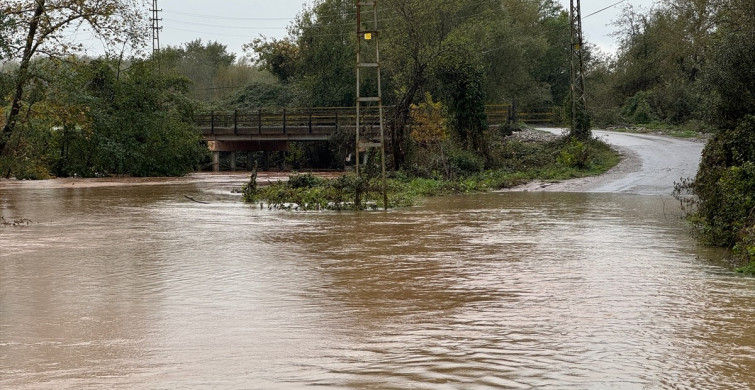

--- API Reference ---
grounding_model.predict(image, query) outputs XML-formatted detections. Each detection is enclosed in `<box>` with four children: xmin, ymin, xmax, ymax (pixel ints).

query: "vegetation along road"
<box><xmin>517</xmin><ymin>128</ymin><xmax>705</xmax><ymax>195</ymax></box>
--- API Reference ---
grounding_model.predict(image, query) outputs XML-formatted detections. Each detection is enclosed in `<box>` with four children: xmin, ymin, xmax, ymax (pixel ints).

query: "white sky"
<box><xmin>558</xmin><ymin>0</ymin><xmax>658</xmax><ymax>54</ymax></box>
<box><xmin>82</xmin><ymin>0</ymin><xmax>659</xmax><ymax>58</ymax></box>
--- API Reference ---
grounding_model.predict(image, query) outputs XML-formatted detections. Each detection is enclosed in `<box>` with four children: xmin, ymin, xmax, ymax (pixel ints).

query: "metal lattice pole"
<box><xmin>356</xmin><ymin>0</ymin><xmax>387</xmax><ymax>210</ymax></box>
<box><xmin>150</xmin><ymin>0</ymin><xmax>162</xmax><ymax>56</ymax></box>
<box><xmin>570</xmin><ymin>0</ymin><xmax>589</xmax><ymax>139</ymax></box>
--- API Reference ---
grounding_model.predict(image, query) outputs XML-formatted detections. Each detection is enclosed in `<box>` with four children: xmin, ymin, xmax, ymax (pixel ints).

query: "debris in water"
<box><xmin>1</xmin><ymin>217</ymin><xmax>33</xmax><ymax>227</ymax></box>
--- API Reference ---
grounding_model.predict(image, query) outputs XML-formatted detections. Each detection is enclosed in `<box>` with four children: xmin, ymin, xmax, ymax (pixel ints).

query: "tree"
<box><xmin>532</xmin><ymin>2</ymin><xmax>571</xmax><ymax>106</ymax></box>
<box><xmin>0</xmin><ymin>13</ymin><xmax>14</xmax><ymax>61</ymax></box>
<box><xmin>244</xmin><ymin>0</ymin><xmax>574</xmax><ymax>168</ymax></box>
<box><xmin>0</xmin><ymin>0</ymin><xmax>146</xmax><ymax>171</ymax></box>
<box><xmin>410</xmin><ymin>93</ymin><xmax>448</xmax><ymax>146</ymax></box>
<box><xmin>293</xmin><ymin>0</ymin><xmax>356</xmax><ymax>107</ymax></box>
<box><xmin>699</xmin><ymin>0</ymin><xmax>755</xmax><ymax>129</ymax></box>
<box><xmin>246</xmin><ymin>0</ymin><xmax>356</xmax><ymax>107</ymax></box>
<box><xmin>434</xmin><ymin>40</ymin><xmax>488</xmax><ymax>153</ymax></box>
<box><xmin>247</xmin><ymin>38</ymin><xmax>300</xmax><ymax>83</ymax></box>
<box><xmin>609</xmin><ymin>1</ymin><xmax>719</xmax><ymax>124</ymax></box>
<box><xmin>381</xmin><ymin>0</ymin><xmax>499</xmax><ymax>168</ymax></box>
<box><xmin>85</xmin><ymin>59</ymin><xmax>206</xmax><ymax>177</ymax></box>
<box><xmin>158</xmin><ymin>39</ymin><xmax>237</xmax><ymax>101</ymax></box>
<box><xmin>482</xmin><ymin>0</ymin><xmax>553</xmax><ymax>106</ymax></box>
<box><xmin>678</xmin><ymin>0</ymin><xmax>755</xmax><ymax>267</ymax></box>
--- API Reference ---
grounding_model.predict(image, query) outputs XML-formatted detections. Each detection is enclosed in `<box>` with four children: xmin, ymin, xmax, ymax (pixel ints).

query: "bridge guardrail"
<box><xmin>196</xmin><ymin>105</ymin><xmax>555</xmax><ymax>136</ymax></box>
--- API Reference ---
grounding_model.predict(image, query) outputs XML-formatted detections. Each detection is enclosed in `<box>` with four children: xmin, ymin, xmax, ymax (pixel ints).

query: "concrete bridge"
<box><xmin>197</xmin><ymin>105</ymin><xmax>552</xmax><ymax>171</ymax></box>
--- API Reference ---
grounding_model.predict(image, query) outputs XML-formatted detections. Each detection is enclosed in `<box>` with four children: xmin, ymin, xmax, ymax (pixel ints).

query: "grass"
<box><xmin>241</xmin><ymin>135</ymin><xmax>621</xmax><ymax>211</ymax></box>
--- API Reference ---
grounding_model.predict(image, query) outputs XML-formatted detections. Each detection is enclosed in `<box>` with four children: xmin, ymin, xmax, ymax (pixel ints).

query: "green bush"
<box><xmin>287</xmin><ymin>173</ymin><xmax>325</xmax><ymax>189</ymax></box>
<box><xmin>691</xmin><ymin>116</ymin><xmax>755</xmax><ymax>247</ymax></box>
<box><xmin>623</xmin><ymin>91</ymin><xmax>656</xmax><ymax>124</ymax></box>
<box><xmin>681</xmin><ymin>115</ymin><xmax>755</xmax><ymax>271</ymax></box>
<box><xmin>490</xmin><ymin>139</ymin><xmax>553</xmax><ymax>171</ymax></box>
<box><xmin>557</xmin><ymin>139</ymin><xmax>590</xmax><ymax>169</ymax></box>
<box><xmin>448</xmin><ymin>148</ymin><xmax>485</xmax><ymax>176</ymax></box>
<box><xmin>734</xmin><ymin>223</ymin><xmax>755</xmax><ymax>275</ymax></box>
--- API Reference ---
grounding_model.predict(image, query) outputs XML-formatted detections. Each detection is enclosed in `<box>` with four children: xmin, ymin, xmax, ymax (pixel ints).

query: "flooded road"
<box><xmin>2</xmin><ymin>171</ymin><xmax>754</xmax><ymax>389</ymax></box>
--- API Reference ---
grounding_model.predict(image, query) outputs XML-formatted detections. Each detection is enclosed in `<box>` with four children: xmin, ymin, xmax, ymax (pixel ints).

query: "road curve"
<box><xmin>525</xmin><ymin>128</ymin><xmax>706</xmax><ymax>195</ymax></box>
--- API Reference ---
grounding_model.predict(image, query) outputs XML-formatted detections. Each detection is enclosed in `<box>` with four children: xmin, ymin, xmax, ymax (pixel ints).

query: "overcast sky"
<box><xmin>149</xmin><ymin>0</ymin><xmax>657</xmax><ymax>58</ymax></box>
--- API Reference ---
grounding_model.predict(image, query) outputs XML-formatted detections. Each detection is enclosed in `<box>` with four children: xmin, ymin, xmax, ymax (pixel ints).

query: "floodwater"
<box><xmin>1</xmin><ymin>174</ymin><xmax>754</xmax><ymax>389</ymax></box>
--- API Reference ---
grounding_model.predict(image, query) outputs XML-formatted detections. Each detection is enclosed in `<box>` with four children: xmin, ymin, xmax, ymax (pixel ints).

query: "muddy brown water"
<box><xmin>1</xmin><ymin>174</ymin><xmax>754</xmax><ymax>389</ymax></box>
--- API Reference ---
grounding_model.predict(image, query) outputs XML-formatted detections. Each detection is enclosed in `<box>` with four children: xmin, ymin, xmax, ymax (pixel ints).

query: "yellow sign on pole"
<box><xmin>364</xmin><ymin>32</ymin><xmax>372</xmax><ymax>40</ymax></box>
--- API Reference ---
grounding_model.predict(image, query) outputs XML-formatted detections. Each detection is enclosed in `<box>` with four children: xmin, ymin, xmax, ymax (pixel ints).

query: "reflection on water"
<box><xmin>1</xmin><ymin>176</ymin><xmax>754</xmax><ymax>389</ymax></box>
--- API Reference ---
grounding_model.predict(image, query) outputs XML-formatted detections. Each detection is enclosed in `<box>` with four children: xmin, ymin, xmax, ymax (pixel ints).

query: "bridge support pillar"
<box><xmin>212</xmin><ymin>151</ymin><xmax>220</xmax><ymax>172</ymax></box>
<box><xmin>230</xmin><ymin>152</ymin><xmax>237</xmax><ymax>171</ymax></box>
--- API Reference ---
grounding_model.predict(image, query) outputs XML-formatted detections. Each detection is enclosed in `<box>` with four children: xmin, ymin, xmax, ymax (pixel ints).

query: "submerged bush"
<box><xmin>690</xmin><ymin>116</ymin><xmax>755</xmax><ymax>246</ymax></box>
<box><xmin>242</xmin><ymin>134</ymin><xmax>620</xmax><ymax>211</ymax></box>
<box><xmin>679</xmin><ymin>115</ymin><xmax>755</xmax><ymax>272</ymax></box>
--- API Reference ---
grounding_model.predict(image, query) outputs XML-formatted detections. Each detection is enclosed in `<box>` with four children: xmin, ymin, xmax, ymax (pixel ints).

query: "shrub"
<box><xmin>447</xmin><ymin>148</ymin><xmax>485</xmax><ymax>176</ymax></box>
<box><xmin>557</xmin><ymin>139</ymin><xmax>590</xmax><ymax>169</ymax></box>
<box><xmin>287</xmin><ymin>173</ymin><xmax>324</xmax><ymax>189</ymax></box>
<box><xmin>622</xmin><ymin>91</ymin><xmax>656</xmax><ymax>124</ymax></box>
<box><xmin>691</xmin><ymin>116</ymin><xmax>755</xmax><ymax>247</ymax></box>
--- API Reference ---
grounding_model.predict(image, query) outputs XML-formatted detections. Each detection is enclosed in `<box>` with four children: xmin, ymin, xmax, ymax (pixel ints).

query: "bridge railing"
<box><xmin>196</xmin><ymin>105</ymin><xmax>554</xmax><ymax>136</ymax></box>
<box><xmin>197</xmin><ymin>107</ymin><xmax>385</xmax><ymax>136</ymax></box>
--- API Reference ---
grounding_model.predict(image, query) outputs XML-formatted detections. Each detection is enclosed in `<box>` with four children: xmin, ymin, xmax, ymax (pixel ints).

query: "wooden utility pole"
<box><xmin>355</xmin><ymin>0</ymin><xmax>388</xmax><ymax>210</ymax></box>
<box><xmin>570</xmin><ymin>0</ymin><xmax>590</xmax><ymax>139</ymax></box>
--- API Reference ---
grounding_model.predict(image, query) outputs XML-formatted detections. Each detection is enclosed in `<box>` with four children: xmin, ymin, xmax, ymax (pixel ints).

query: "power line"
<box><xmin>162</xmin><ymin>9</ymin><xmax>292</xmax><ymax>21</ymax></box>
<box><xmin>162</xmin><ymin>19</ymin><xmax>290</xmax><ymax>30</ymax></box>
<box><xmin>583</xmin><ymin>0</ymin><xmax>626</xmax><ymax>19</ymax></box>
<box><xmin>163</xmin><ymin>26</ymin><xmax>262</xmax><ymax>39</ymax></box>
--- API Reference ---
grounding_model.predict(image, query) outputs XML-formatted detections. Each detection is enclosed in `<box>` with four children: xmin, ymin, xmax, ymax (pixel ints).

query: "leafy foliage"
<box><xmin>0</xmin><ymin>57</ymin><xmax>207</xmax><ymax>178</ymax></box>
<box><xmin>245</xmin><ymin>135</ymin><xmax>620</xmax><ymax>210</ymax></box>
<box><xmin>245</xmin><ymin>0</ymin><xmax>574</xmax><ymax>168</ymax></box>
<box><xmin>0</xmin><ymin>13</ymin><xmax>14</xmax><ymax>61</ymax></box>
<box><xmin>409</xmin><ymin>93</ymin><xmax>448</xmax><ymax>145</ymax></box>
<box><xmin>227</xmin><ymin>81</ymin><xmax>296</xmax><ymax>109</ymax></box>
<box><xmin>157</xmin><ymin>39</ymin><xmax>240</xmax><ymax>101</ymax></box>
<box><xmin>88</xmin><ymin>60</ymin><xmax>207</xmax><ymax>177</ymax></box>
<box><xmin>0</xmin><ymin>0</ymin><xmax>147</xmax><ymax>167</ymax></box>
<box><xmin>248</xmin><ymin>38</ymin><xmax>300</xmax><ymax>83</ymax></box>
<box><xmin>686</xmin><ymin>116</ymin><xmax>755</xmax><ymax>246</ymax></box>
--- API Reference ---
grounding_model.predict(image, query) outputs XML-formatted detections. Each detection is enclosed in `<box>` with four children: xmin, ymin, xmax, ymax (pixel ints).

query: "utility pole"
<box><xmin>570</xmin><ymin>0</ymin><xmax>590</xmax><ymax>139</ymax></box>
<box><xmin>355</xmin><ymin>0</ymin><xmax>388</xmax><ymax>210</ymax></box>
<box><xmin>150</xmin><ymin>0</ymin><xmax>162</xmax><ymax>57</ymax></box>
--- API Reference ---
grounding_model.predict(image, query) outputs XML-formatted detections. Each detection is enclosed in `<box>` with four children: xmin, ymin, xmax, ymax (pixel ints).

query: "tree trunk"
<box><xmin>0</xmin><ymin>0</ymin><xmax>45</xmax><ymax>160</ymax></box>
<box><xmin>390</xmin><ymin>66</ymin><xmax>425</xmax><ymax>170</ymax></box>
